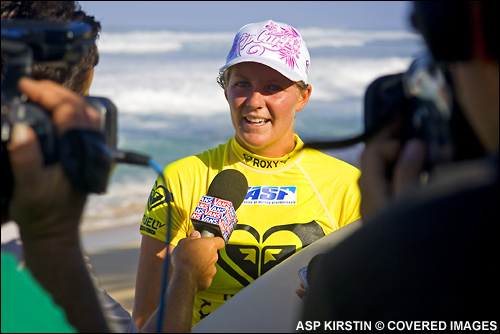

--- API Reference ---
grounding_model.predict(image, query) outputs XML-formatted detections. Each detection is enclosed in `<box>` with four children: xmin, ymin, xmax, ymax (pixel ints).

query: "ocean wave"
<box><xmin>90</xmin><ymin>26</ymin><xmax>419</xmax><ymax>117</ymax></box>
<box><xmin>300</xmin><ymin>28</ymin><xmax>419</xmax><ymax>48</ymax></box>
<box><xmin>91</xmin><ymin>58</ymin><xmax>228</xmax><ymax>115</ymax></box>
<box><xmin>97</xmin><ymin>30</ymin><xmax>233</xmax><ymax>54</ymax></box>
<box><xmin>310</xmin><ymin>56</ymin><xmax>413</xmax><ymax>102</ymax></box>
<box><xmin>97</xmin><ymin>27</ymin><xmax>419</xmax><ymax>55</ymax></box>
<box><xmin>91</xmin><ymin>56</ymin><xmax>413</xmax><ymax>116</ymax></box>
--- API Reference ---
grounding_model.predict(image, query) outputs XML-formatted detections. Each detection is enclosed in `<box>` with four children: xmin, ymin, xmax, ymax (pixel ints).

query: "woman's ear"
<box><xmin>296</xmin><ymin>84</ymin><xmax>312</xmax><ymax>112</ymax></box>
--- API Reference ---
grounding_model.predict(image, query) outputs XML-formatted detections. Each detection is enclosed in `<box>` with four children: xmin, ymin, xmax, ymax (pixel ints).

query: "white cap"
<box><xmin>220</xmin><ymin>20</ymin><xmax>310</xmax><ymax>84</ymax></box>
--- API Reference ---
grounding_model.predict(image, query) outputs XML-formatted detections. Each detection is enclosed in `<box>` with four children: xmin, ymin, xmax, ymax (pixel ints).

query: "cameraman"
<box><xmin>1</xmin><ymin>78</ymin><xmax>110</xmax><ymax>332</ymax></box>
<box><xmin>1</xmin><ymin>2</ymin><xmax>141</xmax><ymax>332</ymax></box>
<box><xmin>303</xmin><ymin>1</ymin><xmax>498</xmax><ymax>324</ymax></box>
<box><xmin>1</xmin><ymin>79</ymin><xmax>226</xmax><ymax>333</ymax></box>
<box><xmin>2</xmin><ymin>2</ymin><xmax>225</xmax><ymax>333</ymax></box>
<box><xmin>1</xmin><ymin>1</ymin><xmax>119</xmax><ymax>331</ymax></box>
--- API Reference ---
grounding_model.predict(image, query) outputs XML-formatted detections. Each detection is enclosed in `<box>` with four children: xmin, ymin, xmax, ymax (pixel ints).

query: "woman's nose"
<box><xmin>246</xmin><ymin>89</ymin><xmax>264</xmax><ymax>110</ymax></box>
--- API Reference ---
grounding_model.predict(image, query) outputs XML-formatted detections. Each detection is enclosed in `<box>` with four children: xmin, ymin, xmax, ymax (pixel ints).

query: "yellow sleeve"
<box><xmin>140</xmin><ymin>155</ymin><xmax>209</xmax><ymax>246</ymax></box>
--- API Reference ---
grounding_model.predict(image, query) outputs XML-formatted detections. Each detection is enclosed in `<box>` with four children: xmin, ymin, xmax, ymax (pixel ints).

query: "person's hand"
<box><xmin>7</xmin><ymin>78</ymin><xmax>101</xmax><ymax>240</ymax></box>
<box><xmin>142</xmin><ymin>232</ymin><xmax>225</xmax><ymax>333</ymax></box>
<box><xmin>171</xmin><ymin>231</ymin><xmax>226</xmax><ymax>293</ymax></box>
<box><xmin>358</xmin><ymin>121</ymin><xmax>427</xmax><ymax>220</ymax></box>
<box><xmin>295</xmin><ymin>282</ymin><xmax>307</xmax><ymax>301</ymax></box>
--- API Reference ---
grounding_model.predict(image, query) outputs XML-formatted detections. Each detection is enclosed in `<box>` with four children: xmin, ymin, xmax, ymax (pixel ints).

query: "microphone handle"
<box><xmin>201</xmin><ymin>229</ymin><xmax>215</xmax><ymax>238</ymax></box>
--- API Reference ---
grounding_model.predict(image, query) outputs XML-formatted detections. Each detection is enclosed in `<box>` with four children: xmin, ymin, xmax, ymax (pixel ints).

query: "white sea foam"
<box><xmin>300</xmin><ymin>28</ymin><xmax>420</xmax><ymax>48</ymax></box>
<box><xmin>310</xmin><ymin>56</ymin><xmax>413</xmax><ymax>103</ymax></box>
<box><xmin>91</xmin><ymin>55</ymin><xmax>413</xmax><ymax>116</ymax></box>
<box><xmin>91</xmin><ymin>58</ymin><xmax>228</xmax><ymax>115</ymax></box>
<box><xmin>90</xmin><ymin>27</ymin><xmax>421</xmax><ymax>116</ymax></box>
<box><xmin>82</xmin><ymin>173</ymin><xmax>153</xmax><ymax>231</ymax></box>
<box><xmin>97</xmin><ymin>27</ymin><xmax>419</xmax><ymax>54</ymax></box>
<box><xmin>97</xmin><ymin>30</ymin><xmax>234</xmax><ymax>54</ymax></box>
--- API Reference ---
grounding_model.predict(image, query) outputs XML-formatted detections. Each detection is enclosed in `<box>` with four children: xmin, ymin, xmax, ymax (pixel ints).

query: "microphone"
<box><xmin>190</xmin><ymin>169</ymin><xmax>248</xmax><ymax>243</ymax></box>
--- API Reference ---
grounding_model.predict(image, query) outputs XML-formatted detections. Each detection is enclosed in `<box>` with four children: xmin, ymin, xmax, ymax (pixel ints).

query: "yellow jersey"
<box><xmin>140</xmin><ymin>134</ymin><xmax>361</xmax><ymax>326</ymax></box>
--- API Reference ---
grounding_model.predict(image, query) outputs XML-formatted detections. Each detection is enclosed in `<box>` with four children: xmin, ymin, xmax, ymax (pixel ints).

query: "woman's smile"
<box><xmin>244</xmin><ymin>116</ymin><xmax>270</xmax><ymax>126</ymax></box>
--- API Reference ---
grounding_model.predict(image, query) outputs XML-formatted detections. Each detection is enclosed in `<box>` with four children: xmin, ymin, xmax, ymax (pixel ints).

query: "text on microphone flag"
<box><xmin>190</xmin><ymin>195</ymin><xmax>239</xmax><ymax>241</ymax></box>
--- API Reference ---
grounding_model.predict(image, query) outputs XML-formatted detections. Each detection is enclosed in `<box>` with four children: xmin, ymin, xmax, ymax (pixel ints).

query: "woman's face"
<box><xmin>225</xmin><ymin>62</ymin><xmax>311</xmax><ymax>158</ymax></box>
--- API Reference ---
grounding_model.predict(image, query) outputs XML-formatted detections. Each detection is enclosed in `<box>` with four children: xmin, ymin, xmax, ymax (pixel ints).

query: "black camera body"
<box><xmin>363</xmin><ymin>72</ymin><xmax>455</xmax><ymax>169</ymax></box>
<box><xmin>1</xmin><ymin>20</ymin><xmax>117</xmax><ymax>209</ymax></box>
<box><xmin>363</xmin><ymin>68</ymin><xmax>484</xmax><ymax>169</ymax></box>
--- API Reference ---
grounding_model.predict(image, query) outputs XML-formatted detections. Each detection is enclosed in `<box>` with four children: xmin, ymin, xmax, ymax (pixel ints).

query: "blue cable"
<box><xmin>149</xmin><ymin>158</ymin><xmax>173</xmax><ymax>333</ymax></box>
<box><xmin>111</xmin><ymin>150</ymin><xmax>173</xmax><ymax>332</ymax></box>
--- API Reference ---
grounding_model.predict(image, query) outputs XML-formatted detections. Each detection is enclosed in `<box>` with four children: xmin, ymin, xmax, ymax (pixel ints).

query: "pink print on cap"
<box><xmin>220</xmin><ymin>20</ymin><xmax>310</xmax><ymax>84</ymax></box>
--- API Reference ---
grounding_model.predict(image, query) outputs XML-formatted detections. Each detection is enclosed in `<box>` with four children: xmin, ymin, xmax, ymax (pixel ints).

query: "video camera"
<box><xmin>363</xmin><ymin>55</ymin><xmax>456</xmax><ymax>168</ymax></box>
<box><xmin>1</xmin><ymin>20</ymin><xmax>118</xmax><ymax>209</ymax></box>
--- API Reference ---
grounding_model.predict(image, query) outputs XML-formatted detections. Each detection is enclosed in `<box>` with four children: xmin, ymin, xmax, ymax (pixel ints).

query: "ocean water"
<box><xmin>81</xmin><ymin>26</ymin><xmax>424</xmax><ymax>232</ymax></box>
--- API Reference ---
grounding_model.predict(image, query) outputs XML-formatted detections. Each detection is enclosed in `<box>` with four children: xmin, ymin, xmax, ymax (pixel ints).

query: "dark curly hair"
<box><xmin>1</xmin><ymin>1</ymin><xmax>101</xmax><ymax>94</ymax></box>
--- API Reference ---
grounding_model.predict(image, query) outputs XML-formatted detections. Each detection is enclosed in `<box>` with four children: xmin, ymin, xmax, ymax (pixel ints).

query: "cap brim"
<box><xmin>220</xmin><ymin>56</ymin><xmax>305</xmax><ymax>83</ymax></box>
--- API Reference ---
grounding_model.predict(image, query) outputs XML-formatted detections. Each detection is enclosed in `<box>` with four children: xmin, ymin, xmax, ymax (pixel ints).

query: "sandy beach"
<box><xmin>83</xmin><ymin>223</ymin><xmax>142</xmax><ymax>315</ymax></box>
<box><xmin>87</xmin><ymin>245</ymin><xmax>139</xmax><ymax>314</ymax></box>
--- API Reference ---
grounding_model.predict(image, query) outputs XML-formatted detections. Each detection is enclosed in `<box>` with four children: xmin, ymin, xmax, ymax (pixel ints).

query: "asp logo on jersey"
<box><xmin>243</xmin><ymin>186</ymin><xmax>297</xmax><ymax>205</ymax></box>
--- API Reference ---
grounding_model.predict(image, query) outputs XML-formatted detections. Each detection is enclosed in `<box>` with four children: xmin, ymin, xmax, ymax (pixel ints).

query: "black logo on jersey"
<box><xmin>243</xmin><ymin>153</ymin><xmax>253</xmax><ymax>163</ymax></box>
<box><xmin>198</xmin><ymin>299</ymin><xmax>211</xmax><ymax>320</ymax></box>
<box><xmin>242</xmin><ymin>154</ymin><xmax>290</xmax><ymax>169</ymax></box>
<box><xmin>140</xmin><ymin>215</ymin><xmax>166</xmax><ymax>235</ymax></box>
<box><xmin>217</xmin><ymin>221</ymin><xmax>325</xmax><ymax>287</ymax></box>
<box><xmin>147</xmin><ymin>180</ymin><xmax>173</xmax><ymax>211</ymax></box>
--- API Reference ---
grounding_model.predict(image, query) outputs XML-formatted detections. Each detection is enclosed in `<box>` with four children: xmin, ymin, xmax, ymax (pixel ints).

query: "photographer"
<box><xmin>2</xmin><ymin>2</ymin><xmax>225</xmax><ymax>333</ymax></box>
<box><xmin>302</xmin><ymin>1</ymin><xmax>498</xmax><ymax>324</ymax></box>
<box><xmin>1</xmin><ymin>2</ymin><xmax>144</xmax><ymax>332</ymax></box>
<box><xmin>1</xmin><ymin>78</ymin><xmax>110</xmax><ymax>332</ymax></box>
<box><xmin>1</xmin><ymin>1</ymin><xmax>120</xmax><ymax>332</ymax></box>
<box><xmin>1</xmin><ymin>82</ymin><xmax>224</xmax><ymax>334</ymax></box>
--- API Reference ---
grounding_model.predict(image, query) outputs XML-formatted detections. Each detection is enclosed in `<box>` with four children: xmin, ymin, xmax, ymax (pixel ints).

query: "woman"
<box><xmin>133</xmin><ymin>20</ymin><xmax>361</xmax><ymax>329</ymax></box>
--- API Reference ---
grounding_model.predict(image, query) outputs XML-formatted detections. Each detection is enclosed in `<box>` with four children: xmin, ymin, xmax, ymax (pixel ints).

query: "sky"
<box><xmin>79</xmin><ymin>1</ymin><xmax>414</xmax><ymax>32</ymax></box>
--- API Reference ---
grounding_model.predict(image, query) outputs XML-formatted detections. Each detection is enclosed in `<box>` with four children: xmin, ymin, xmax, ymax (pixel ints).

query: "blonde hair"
<box><xmin>217</xmin><ymin>67</ymin><xmax>309</xmax><ymax>97</ymax></box>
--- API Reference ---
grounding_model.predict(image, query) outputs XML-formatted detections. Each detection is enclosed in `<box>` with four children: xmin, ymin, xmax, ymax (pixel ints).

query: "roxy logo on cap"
<box><xmin>223</xmin><ymin>20</ymin><xmax>310</xmax><ymax>83</ymax></box>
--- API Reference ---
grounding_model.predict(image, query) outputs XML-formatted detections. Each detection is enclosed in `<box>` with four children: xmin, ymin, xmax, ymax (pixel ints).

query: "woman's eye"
<box><xmin>267</xmin><ymin>85</ymin><xmax>283</xmax><ymax>92</ymax></box>
<box><xmin>235</xmin><ymin>81</ymin><xmax>250</xmax><ymax>88</ymax></box>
